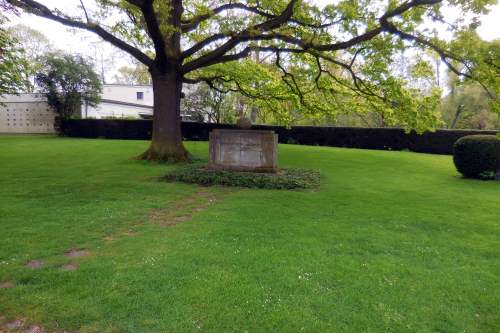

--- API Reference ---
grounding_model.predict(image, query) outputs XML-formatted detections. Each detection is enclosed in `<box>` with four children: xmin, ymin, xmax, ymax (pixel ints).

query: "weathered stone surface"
<box><xmin>236</xmin><ymin>116</ymin><xmax>252</xmax><ymax>129</ymax></box>
<box><xmin>209</xmin><ymin>129</ymin><xmax>278</xmax><ymax>173</ymax></box>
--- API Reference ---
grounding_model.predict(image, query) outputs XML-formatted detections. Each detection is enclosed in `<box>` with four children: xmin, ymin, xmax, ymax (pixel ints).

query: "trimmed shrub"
<box><xmin>453</xmin><ymin>135</ymin><xmax>500</xmax><ymax>180</ymax></box>
<box><xmin>163</xmin><ymin>165</ymin><xmax>321</xmax><ymax>190</ymax></box>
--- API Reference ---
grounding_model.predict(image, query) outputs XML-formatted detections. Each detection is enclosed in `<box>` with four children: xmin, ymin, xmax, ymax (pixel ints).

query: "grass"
<box><xmin>0</xmin><ymin>135</ymin><xmax>499</xmax><ymax>332</ymax></box>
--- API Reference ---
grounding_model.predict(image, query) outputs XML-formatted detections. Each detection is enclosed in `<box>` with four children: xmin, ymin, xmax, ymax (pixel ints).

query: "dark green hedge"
<box><xmin>453</xmin><ymin>135</ymin><xmax>500</xmax><ymax>180</ymax></box>
<box><xmin>58</xmin><ymin>119</ymin><xmax>500</xmax><ymax>155</ymax></box>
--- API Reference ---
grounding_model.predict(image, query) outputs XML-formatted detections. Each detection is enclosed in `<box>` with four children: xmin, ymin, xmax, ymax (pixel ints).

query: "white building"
<box><xmin>0</xmin><ymin>84</ymin><xmax>200</xmax><ymax>134</ymax></box>
<box><xmin>83</xmin><ymin>84</ymin><xmax>199</xmax><ymax>121</ymax></box>
<box><xmin>83</xmin><ymin>84</ymin><xmax>154</xmax><ymax>119</ymax></box>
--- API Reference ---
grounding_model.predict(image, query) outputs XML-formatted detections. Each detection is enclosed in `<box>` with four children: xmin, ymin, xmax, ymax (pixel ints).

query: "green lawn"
<box><xmin>0</xmin><ymin>135</ymin><xmax>499</xmax><ymax>332</ymax></box>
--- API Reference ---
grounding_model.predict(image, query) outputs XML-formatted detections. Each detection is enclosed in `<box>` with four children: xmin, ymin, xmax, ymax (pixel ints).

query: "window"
<box><xmin>136</xmin><ymin>91</ymin><xmax>144</xmax><ymax>100</ymax></box>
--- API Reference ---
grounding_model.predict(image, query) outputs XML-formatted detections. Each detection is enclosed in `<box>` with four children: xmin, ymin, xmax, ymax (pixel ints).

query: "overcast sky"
<box><xmin>7</xmin><ymin>0</ymin><xmax>500</xmax><ymax>82</ymax></box>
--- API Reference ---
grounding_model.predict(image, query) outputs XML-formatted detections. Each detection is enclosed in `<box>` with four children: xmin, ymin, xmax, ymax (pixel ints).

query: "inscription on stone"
<box><xmin>209</xmin><ymin>129</ymin><xmax>278</xmax><ymax>173</ymax></box>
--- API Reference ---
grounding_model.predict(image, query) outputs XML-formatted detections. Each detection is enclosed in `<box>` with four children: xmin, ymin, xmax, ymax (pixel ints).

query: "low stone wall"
<box><xmin>58</xmin><ymin>118</ymin><xmax>500</xmax><ymax>155</ymax></box>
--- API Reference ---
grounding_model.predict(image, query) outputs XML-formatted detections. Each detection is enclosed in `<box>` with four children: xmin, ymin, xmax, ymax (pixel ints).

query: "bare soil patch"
<box><xmin>64</xmin><ymin>250</ymin><xmax>89</xmax><ymax>258</ymax></box>
<box><xmin>60</xmin><ymin>263</ymin><xmax>79</xmax><ymax>271</ymax></box>
<box><xmin>25</xmin><ymin>260</ymin><xmax>44</xmax><ymax>270</ymax></box>
<box><xmin>149</xmin><ymin>187</ymin><xmax>219</xmax><ymax>227</ymax></box>
<box><xmin>0</xmin><ymin>281</ymin><xmax>14</xmax><ymax>289</ymax></box>
<box><xmin>3</xmin><ymin>318</ymin><xmax>25</xmax><ymax>330</ymax></box>
<box><xmin>25</xmin><ymin>325</ymin><xmax>45</xmax><ymax>333</ymax></box>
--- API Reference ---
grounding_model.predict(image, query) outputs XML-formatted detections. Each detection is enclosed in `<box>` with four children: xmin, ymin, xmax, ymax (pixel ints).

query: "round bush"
<box><xmin>453</xmin><ymin>135</ymin><xmax>500</xmax><ymax>179</ymax></box>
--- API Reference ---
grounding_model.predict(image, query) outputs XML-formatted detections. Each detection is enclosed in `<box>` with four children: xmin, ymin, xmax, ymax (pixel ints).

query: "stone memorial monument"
<box><xmin>209</xmin><ymin>117</ymin><xmax>278</xmax><ymax>173</ymax></box>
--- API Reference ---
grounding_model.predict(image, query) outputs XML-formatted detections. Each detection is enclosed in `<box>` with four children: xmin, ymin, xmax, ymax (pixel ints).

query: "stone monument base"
<box><xmin>209</xmin><ymin>129</ymin><xmax>278</xmax><ymax>173</ymax></box>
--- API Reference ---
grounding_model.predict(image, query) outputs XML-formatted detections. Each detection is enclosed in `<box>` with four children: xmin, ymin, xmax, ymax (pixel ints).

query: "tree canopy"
<box><xmin>36</xmin><ymin>53</ymin><xmax>102</xmax><ymax>118</ymax></box>
<box><xmin>0</xmin><ymin>13</ymin><xmax>31</xmax><ymax>98</ymax></box>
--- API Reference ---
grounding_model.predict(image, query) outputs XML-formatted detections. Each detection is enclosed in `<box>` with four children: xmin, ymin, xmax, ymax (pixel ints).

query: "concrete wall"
<box><xmin>0</xmin><ymin>94</ymin><xmax>55</xmax><ymax>134</ymax></box>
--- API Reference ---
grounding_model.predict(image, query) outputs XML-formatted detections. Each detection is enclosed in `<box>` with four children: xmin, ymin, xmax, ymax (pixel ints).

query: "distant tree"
<box><xmin>7</xmin><ymin>24</ymin><xmax>52</xmax><ymax>90</ymax></box>
<box><xmin>448</xmin><ymin>35</ymin><xmax>499</xmax><ymax>107</ymax></box>
<box><xmin>182</xmin><ymin>83</ymin><xmax>236</xmax><ymax>123</ymax></box>
<box><xmin>440</xmin><ymin>82</ymin><xmax>499</xmax><ymax>129</ymax></box>
<box><xmin>7</xmin><ymin>24</ymin><xmax>51</xmax><ymax>60</ymax></box>
<box><xmin>0</xmin><ymin>14</ymin><xmax>31</xmax><ymax>98</ymax></box>
<box><xmin>439</xmin><ymin>37</ymin><xmax>499</xmax><ymax>129</ymax></box>
<box><xmin>35</xmin><ymin>53</ymin><xmax>102</xmax><ymax>118</ymax></box>
<box><xmin>114</xmin><ymin>61</ymin><xmax>152</xmax><ymax>85</ymax></box>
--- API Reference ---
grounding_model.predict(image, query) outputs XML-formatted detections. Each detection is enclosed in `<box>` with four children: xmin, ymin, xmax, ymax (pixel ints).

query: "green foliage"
<box><xmin>440</xmin><ymin>82</ymin><xmax>499</xmax><ymax>129</ymax></box>
<box><xmin>453</xmin><ymin>135</ymin><xmax>500</xmax><ymax>179</ymax></box>
<box><xmin>192</xmin><ymin>53</ymin><xmax>443</xmax><ymax>132</ymax></box>
<box><xmin>448</xmin><ymin>34</ymin><xmax>499</xmax><ymax>114</ymax></box>
<box><xmin>6</xmin><ymin>24</ymin><xmax>52</xmax><ymax>92</ymax></box>
<box><xmin>182</xmin><ymin>83</ymin><xmax>238</xmax><ymax>123</ymax></box>
<box><xmin>7</xmin><ymin>24</ymin><xmax>52</xmax><ymax>60</ymax></box>
<box><xmin>114</xmin><ymin>62</ymin><xmax>151</xmax><ymax>85</ymax></box>
<box><xmin>35</xmin><ymin>53</ymin><xmax>102</xmax><ymax>119</ymax></box>
<box><xmin>163</xmin><ymin>164</ymin><xmax>320</xmax><ymax>189</ymax></box>
<box><xmin>0</xmin><ymin>15</ymin><xmax>31</xmax><ymax>98</ymax></box>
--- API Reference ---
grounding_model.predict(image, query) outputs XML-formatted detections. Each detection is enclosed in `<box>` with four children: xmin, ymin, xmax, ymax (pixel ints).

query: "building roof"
<box><xmin>0</xmin><ymin>94</ymin><xmax>47</xmax><ymax>103</ymax></box>
<box><xmin>100</xmin><ymin>99</ymin><xmax>153</xmax><ymax>109</ymax></box>
<box><xmin>103</xmin><ymin>83</ymin><xmax>153</xmax><ymax>88</ymax></box>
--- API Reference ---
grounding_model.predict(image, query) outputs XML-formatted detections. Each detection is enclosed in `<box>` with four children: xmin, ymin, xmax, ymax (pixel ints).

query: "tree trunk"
<box><xmin>450</xmin><ymin>104</ymin><xmax>464</xmax><ymax>129</ymax></box>
<box><xmin>138</xmin><ymin>70</ymin><xmax>190</xmax><ymax>162</ymax></box>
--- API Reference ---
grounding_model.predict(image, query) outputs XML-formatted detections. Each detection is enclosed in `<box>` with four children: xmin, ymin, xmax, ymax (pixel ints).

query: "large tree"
<box><xmin>5</xmin><ymin>0</ymin><xmax>498</xmax><ymax>161</ymax></box>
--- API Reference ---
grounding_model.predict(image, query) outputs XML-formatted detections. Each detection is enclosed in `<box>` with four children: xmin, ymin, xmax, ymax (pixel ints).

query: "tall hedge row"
<box><xmin>57</xmin><ymin>119</ymin><xmax>500</xmax><ymax>155</ymax></box>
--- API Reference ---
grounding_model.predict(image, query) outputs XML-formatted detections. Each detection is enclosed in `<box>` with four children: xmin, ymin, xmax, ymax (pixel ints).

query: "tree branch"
<box><xmin>181</xmin><ymin>2</ymin><xmax>328</xmax><ymax>33</ymax></box>
<box><xmin>138</xmin><ymin>0</ymin><xmax>169</xmax><ymax>69</ymax></box>
<box><xmin>78</xmin><ymin>0</ymin><xmax>89</xmax><ymax>23</ymax></box>
<box><xmin>181</xmin><ymin>0</ymin><xmax>298</xmax><ymax>73</ymax></box>
<box><xmin>7</xmin><ymin>0</ymin><xmax>153</xmax><ymax>66</ymax></box>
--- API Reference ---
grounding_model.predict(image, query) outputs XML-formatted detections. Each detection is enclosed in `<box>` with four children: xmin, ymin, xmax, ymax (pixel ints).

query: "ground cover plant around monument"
<box><xmin>1</xmin><ymin>135</ymin><xmax>499</xmax><ymax>332</ymax></box>
<box><xmin>163</xmin><ymin>164</ymin><xmax>321</xmax><ymax>189</ymax></box>
<box><xmin>4</xmin><ymin>0</ymin><xmax>499</xmax><ymax>161</ymax></box>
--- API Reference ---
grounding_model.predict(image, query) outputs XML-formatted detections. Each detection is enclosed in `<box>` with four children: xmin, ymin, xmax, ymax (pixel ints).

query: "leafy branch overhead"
<box><xmin>6</xmin><ymin>4</ymin><xmax>496</xmax><ymax>68</ymax></box>
<box><xmin>6</xmin><ymin>1</ymin><xmax>494</xmax><ymax>70</ymax></box>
